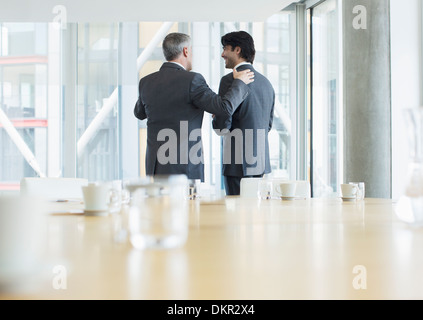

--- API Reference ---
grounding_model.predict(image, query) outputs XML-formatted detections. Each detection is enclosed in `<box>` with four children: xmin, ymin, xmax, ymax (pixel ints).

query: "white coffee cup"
<box><xmin>277</xmin><ymin>182</ymin><xmax>297</xmax><ymax>198</ymax></box>
<box><xmin>270</xmin><ymin>178</ymin><xmax>288</xmax><ymax>198</ymax></box>
<box><xmin>341</xmin><ymin>183</ymin><xmax>358</xmax><ymax>199</ymax></box>
<box><xmin>82</xmin><ymin>183</ymin><xmax>110</xmax><ymax>215</ymax></box>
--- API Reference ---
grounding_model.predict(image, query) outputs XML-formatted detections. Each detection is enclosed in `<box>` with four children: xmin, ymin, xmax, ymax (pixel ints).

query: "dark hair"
<box><xmin>221</xmin><ymin>31</ymin><xmax>255</xmax><ymax>64</ymax></box>
<box><xmin>162</xmin><ymin>32</ymin><xmax>191</xmax><ymax>61</ymax></box>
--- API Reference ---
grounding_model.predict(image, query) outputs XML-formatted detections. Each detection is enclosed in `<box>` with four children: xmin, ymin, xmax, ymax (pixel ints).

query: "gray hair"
<box><xmin>162</xmin><ymin>32</ymin><xmax>191</xmax><ymax>61</ymax></box>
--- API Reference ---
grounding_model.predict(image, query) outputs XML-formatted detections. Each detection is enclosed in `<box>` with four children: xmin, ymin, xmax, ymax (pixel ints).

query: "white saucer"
<box><xmin>84</xmin><ymin>209</ymin><xmax>109</xmax><ymax>216</ymax></box>
<box><xmin>281</xmin><ymin>196</ymin><xmax>296</xmax><ymax>201</ymax></box>
<box><xmin>341</xmin><ymin>196</ymin><xmax>356</xmax><ymax>202</ymax></box>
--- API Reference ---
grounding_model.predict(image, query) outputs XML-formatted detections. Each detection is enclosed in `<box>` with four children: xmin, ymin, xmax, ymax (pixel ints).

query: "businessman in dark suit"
<box><xmin>134</xmin><ymin>32</ymin><xmax>254</xmax><ymax>182</ymax></box>
<box><xmin>212</xmin><ymin>31</ymin><xmax>275</xmax><ymax>196</ymax></box>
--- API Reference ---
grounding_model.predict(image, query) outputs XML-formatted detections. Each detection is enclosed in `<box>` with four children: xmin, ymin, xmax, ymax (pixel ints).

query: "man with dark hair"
<box><xmin>221</xmin><ymin>30</ymin><xmax>256</xmax><ymax>64</ymax></box>
<box><xmin>213</xmin><ymin>31</ymin><xmax>275</xmax><ymax>196</ymax></box>
<box><xmin>134</xmin><ymin>32</ymin><xmax>254</xmax><ymax>183</ymax></box>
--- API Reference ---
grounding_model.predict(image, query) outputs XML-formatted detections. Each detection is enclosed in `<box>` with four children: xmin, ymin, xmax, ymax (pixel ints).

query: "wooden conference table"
<box><xmin>2</xmin><ymin>196</ymin><xmax>423</xmax><ymax>300</ymax></box>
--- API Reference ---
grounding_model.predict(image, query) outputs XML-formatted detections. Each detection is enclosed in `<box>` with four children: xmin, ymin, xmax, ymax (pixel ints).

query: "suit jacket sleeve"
<box><xmin>190</xmin><ymin>73</ymin><xmax>249</xmax><ymax>117</ymax></box>
<box><xmin>134</xmin><ymin>83</ymin><xmax>147</xmax><ymax>120</ymax></box>
<box><xmin>212</xmin><ymin>76</ymin><xmax>233</xmax><ymax>136</ymax></box>
<box><xmin>268</xmin><ymin>90</ymin><xmax>275</xmax><ymax>132</ymax></box>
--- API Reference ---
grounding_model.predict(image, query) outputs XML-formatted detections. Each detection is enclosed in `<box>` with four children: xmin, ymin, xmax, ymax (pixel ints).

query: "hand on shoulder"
<box><xmin>233</xmin><ymin>68</ymin><xmax>254</xmax><ymax>85</ymax></box>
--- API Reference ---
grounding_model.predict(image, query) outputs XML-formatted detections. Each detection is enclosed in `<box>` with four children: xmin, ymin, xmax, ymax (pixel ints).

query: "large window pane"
<box><xmin>309</xmin><ymin>0</ymin><xmax>342</xmax><ymax>197</ymax></box>
<box><xmin>0</xmin><ymin>23</ymin><xmax>50</xmax><ymax>193</ymax></box>
<box><xmin>76</xmin><ymin>23</ymin><xmax>119</xmax><ymax>181</ymax></box>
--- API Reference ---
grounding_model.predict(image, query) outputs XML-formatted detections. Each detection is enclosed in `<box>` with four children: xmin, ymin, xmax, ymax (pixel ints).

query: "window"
<box><xmin>0</xmin><ymin>23</ymin><xmax>50</xmax><ymax>192</ymax></box>
<box><xmin>307</xmin><ymin>0</ymin><xmax>343</xmax><ymax>197</ymax></box>
<box><xmin>76</xmin><ymin>23</ymin><xmax>119</xmax><ymax>181</ymax></box>
<box><xmin>0</xmin><ymin>13</ymin><xmax>298</xmax><ymax>195</ymax></box>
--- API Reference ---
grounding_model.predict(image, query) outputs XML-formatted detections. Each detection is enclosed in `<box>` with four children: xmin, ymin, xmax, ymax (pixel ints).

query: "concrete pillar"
<box><xmin>343</xmin><ymin>0</ymin><xmax>391</xmax><ymax>198</ymax></box>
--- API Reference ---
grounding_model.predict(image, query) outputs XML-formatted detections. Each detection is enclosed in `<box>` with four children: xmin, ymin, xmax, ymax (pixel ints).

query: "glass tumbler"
<box><xmin>396</xmin><ymin>107</ymin><xmax>423</xmax><ymax>225</ymax></box>
<box><xmin>128</xmin><ymin>175</ymin><xmax>189</xmax><ymax>250</ymax></box>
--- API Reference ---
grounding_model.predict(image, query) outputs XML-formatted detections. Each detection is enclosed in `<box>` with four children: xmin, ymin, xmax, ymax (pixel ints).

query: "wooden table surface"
<box><xmin>1</xmin><ymin>197</ymin><xmax>423</xmax><ymax>300</ymax></box>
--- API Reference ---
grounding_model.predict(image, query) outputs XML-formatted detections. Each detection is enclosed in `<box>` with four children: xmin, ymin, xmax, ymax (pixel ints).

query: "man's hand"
<box><xmin>233</xmin><ymin>68</ymin><xmax>254</xmax><ymax>84</ymax></box>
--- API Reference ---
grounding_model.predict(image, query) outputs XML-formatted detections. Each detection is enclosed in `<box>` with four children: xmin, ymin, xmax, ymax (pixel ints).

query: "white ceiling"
<box><xmin>0</xmin><ymin>0</ymin><xmax>299</xmax><ymax>22</ymax></box>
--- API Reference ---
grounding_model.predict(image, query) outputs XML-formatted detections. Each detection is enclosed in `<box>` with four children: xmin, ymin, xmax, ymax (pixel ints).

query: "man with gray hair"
<box><xmin>134</xmin><ymin>32</ymin><xmax>254</xmax><ymax>183</ymax></box>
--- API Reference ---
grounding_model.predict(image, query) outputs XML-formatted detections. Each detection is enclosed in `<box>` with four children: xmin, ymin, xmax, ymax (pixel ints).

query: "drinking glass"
<box><xmin>396</xmin><ymin>107</ymin><xmax>423</xmax><ymax>225</ymax></box>
<box><xmin>128</xmin><ymin>175</ymin><xmax>189</xmax><ymax>250</ymax></box>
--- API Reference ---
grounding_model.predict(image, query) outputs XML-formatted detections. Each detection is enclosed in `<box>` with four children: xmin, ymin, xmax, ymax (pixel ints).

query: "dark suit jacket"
<box><xmin>212</xmin><ymin>64</ymin><xmax>275</xmax><ymax>177</ymax></box>
<box><xmin>134</xmin><ymin>62</ymin><xmax>249</xmax><ymax>181</ymax></box>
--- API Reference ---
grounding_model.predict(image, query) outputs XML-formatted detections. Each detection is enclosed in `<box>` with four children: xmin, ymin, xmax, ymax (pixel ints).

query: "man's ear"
<box><xmin>235</xmin><ymin>46</ymin><xmax>242</xmax><ymax>55</ymax></box>
<box><xmin>183</xmin><ymin>47</ymin><xmax>189</xmax><ymax>57</ymax></box>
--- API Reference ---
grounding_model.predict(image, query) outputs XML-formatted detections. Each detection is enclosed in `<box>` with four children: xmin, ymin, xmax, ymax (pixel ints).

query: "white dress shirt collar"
<box><xmin>234</xmin><ymin>61</ymin><xmax>252</xmax><ymax>70</ymax></box>
<box><xmin>168</xmin><ymin>61</ymin><xmax>186</xmax><ymax>70</ymax></box>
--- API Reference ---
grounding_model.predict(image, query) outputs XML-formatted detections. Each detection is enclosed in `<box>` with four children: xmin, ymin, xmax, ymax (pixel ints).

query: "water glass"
<box><xmin>350</xmin><ymin>182</ymin><xmax>365</xmax><ymax>200</ymax></box>
<box><xmin>128</xmin><ymin>175</ymin><xmax>189</xmax><ymax>250</ymax></box>
<box><xmin>0</xmin><ymin>195</ymin><xmax>46</xmax><ymax>290</ymax></box>
<box><xmin>258</xmin><ymin>179</ymin><xmax>272</xmax><ymax>200</ymax></box>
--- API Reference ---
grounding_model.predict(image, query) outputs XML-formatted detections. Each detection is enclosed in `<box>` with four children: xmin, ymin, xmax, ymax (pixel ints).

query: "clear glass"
<box><xmin>258</xmin><ymin>178</ymin><xmax>273</xmax><ymax>200</ymax></box>
<box><xmin>309</xmin><ymin>0</ymin><xmax>342</xmax><ymax>198</ymax></box>
<box><xmin>128</xmin><ymin>175</ymin><xmax>189</xmax><ymax>250</ymax></box>
<box><xmin>0</xmin><ymin>194</ymin><xmax>46</xmax><ymax>290</ymax></box>
<box><xmin>396</xmin><ymin>107</ymin><xmax>423</xmax><ymax>226</ymax></box>
<box><xmin>349</xmin><ymin>182</ymin><xmax>365</xmax><ymax>200</ymax></box>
